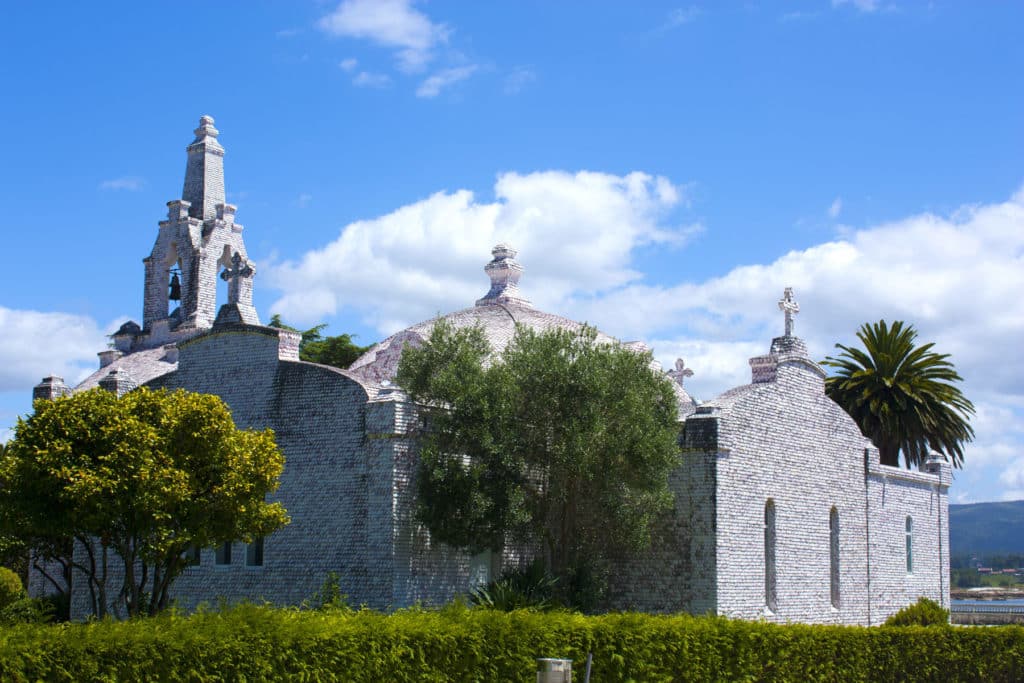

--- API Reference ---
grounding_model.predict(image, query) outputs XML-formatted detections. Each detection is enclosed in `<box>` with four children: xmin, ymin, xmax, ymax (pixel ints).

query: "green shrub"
<box><xmin>470</xmin><ymin>560</ymin><xmax>559</xmax><ymax>611</ymax></box>
<box><xmin>884</xmin><ymin>597</ymin><xmax>950</xmax><ymax>626</ymax></box>
<box><xmin>0</xmin><ymin>597</ymin><xmax>53</xmax><ymax>625</ymax></box>
<box><xmin>307</xmin><ymin>572</ymin><xmax>352</xmax><ymax>611</ymax></box>
<box><xmin>0</xmin><ymin>567</ymin><xmax>25</xmax><ymax>610</ymax></box>
<box><xmin>0</xmin><ymin>605</ymin><xmax>1020</xmax><ymax>681</ymax></box>
<box><xmin>39</xmin><ymin>592</ymin><xmax>70</xmax><ymax>622</ymax></box>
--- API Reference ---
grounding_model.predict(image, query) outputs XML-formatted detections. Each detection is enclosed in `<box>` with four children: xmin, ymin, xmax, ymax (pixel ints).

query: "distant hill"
<box><xmin>950</xmin><ymin>499</ymin><xmax>1024</xmax><ymax>556</ymax></box>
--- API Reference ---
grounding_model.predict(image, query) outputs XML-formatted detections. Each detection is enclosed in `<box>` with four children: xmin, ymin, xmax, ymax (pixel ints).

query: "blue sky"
<box><xmin>1</xmin><ymin>1</ymin><xmax>1022</xmax><ymax>503</ymax></box>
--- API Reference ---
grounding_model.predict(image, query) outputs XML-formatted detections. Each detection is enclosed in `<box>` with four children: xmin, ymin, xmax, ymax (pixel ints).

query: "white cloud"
<box><xmin>828</xmin><ymin>197</ymin><xmax>843</xmax><ymax>218</ymax></box>
<box><xmin>267</xmin><ymin>177</ymin><xmax>1024</xmax><ymax>501</ymax></box>
<box><xmin>318</xmin><ymin>0</ymin><xmax>449</xmax><ymax>72</ymax></box>
<box><xmin>953</xmin><ymin>490</ymin><xmax>975</xmax><ymax>505</ymax></box>
<box><xmin>663</xmin><ymin>6</ymin><xmax>701</xmax><ymax>29</ymax></box>
<box><xmin>570</xmin><ymin>187</ymin><xmax>1024</xmax><ymax>499</ymax></box>
<box><xmin>504</xmin><ymin>67</ymin><xmax>536</xmax><ymax>95</ymax></box>
<box><xmin>271</xmin><ymin>183</ymin><xmax>1024</xmax><ymax>395</ymax></box>
<box><xmin>832</xmin><ymin>0</ymin><xmax>881</xmax><ymax>12</ymax></box>
<box><xmin>0</xmin><ymin>307</ymin><xmax>111</xmax><ymax>392</ymax></box>
<box><xmin>780</xmin><ymin>11</ymin><xmax>820</xmax><ymax>22</ymax></box>
<box><xmin>416</xmin><ymin>65</ymin><xmax>478</xmax><ymax>98</ymax></box>
<box><xmin>267</xmin><ymin>170</ymin><xmax>692</xmax><ymax>331</ymax></box>
<box><xmin>645</xmin><ymin>338</ymin><xmax>764</xmax><ymax>401</ymax></box>
<box><xmin>339</xmin><ymin>57</ymin><xmax>358</xmax><ymax>71</ymax></box>
<box><xmin>568</xmin><ymin>189</ymin><xmax>1024</xmax><ymax>392</ymax></box>
<box><xmin>353</xmin><ymin>71</ymin><xmax>392</xmax><ymax>88</ymax></box>
<box><xmin>99</xmin><ymin>177</ymin><xmax>144</xmax><ymax>192</ymax></box>
<box><xmin>1000</xmin><ymin>459</ymin><xmax>1024</xmax><ymax>490</ymax></box>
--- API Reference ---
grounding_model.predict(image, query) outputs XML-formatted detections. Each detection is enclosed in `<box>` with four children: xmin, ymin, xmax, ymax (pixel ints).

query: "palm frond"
<box><xmin>822</xmin><ymin>319</ymin><xmax>974</xmax><ymax>469</ymax></box>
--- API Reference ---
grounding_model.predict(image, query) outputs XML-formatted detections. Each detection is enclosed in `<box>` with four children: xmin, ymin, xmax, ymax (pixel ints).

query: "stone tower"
<box><xmin>140</xmin><ymin>116</ymin><xmax>258</xmax><ymax>346</ymax></box>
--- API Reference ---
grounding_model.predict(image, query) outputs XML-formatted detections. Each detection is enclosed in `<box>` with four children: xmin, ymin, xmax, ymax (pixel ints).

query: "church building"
<box><xmin>32</xmin><ymin>117</ymin><xmax>950</xmax><ymax>624</ymax></box>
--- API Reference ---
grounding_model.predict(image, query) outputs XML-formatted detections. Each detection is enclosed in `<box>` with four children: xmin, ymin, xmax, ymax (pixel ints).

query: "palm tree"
<box><xmin>822</xmin><ymin>320</ymin><xmax>974</xmax><ymax>469</ymax></box>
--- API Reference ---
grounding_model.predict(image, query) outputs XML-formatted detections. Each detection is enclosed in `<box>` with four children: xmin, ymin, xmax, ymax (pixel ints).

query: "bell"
<box><xmin>169</xmin><ymin>273</ymin><xmax>182</xmax><ymax>301</ymax></box>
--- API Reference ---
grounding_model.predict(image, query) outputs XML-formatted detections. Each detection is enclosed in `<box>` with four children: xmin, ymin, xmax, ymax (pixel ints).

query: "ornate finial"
<box><xmin>667</xmin><ymin>358</ymin><xmax>694</xmax><ymax>387</ymax></box>
<box><xmin>778</xmin><ymin>287</ymin><xmax>799</xmax><ymax>337</ymax></box>
<box><xmin>193</xmin><ymin>115</ymin><xmax>219</xmax><ymax>140</ymax></box>
<box><xmin>492</xmin><ymin>243</ymin><xmax>514</xmax><ymax>259</ymax></box>
<box><xmin>475</xmin><ymin>243</ymin><xmax>532</xmax><ymax>307</ymax></box>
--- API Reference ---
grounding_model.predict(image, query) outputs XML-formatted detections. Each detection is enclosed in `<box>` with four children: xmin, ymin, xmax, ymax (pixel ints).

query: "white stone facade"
<box><xmin>609</xmin><ymin>313</ymin><xmax>950</xmax><ymax>624</ymax></box>
<box><xmin>34</xmin><ymin>117</ymin><xmax>949</xmax><ymax>624</ymax></box>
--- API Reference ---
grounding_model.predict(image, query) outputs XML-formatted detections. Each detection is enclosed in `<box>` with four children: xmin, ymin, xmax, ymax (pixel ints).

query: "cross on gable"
<box><xmin>778</xmin><ymin>287</ymin><xmax>799</xmax><ymax>337</ymax></box>
<box><xmin>220</xmin><ymin>252</ymin><xmax>253</xmax><ymax>283</ymax></box>
<box><xmin>667</xmin><ymin>358</ymin><xmax>695</xmax><ymax>387</ymax></box>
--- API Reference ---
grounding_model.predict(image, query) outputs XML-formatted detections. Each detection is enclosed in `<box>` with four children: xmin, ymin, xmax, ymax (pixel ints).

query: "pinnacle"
<box><xmin>193</xmin><ymin>115</ymin><xmax>219</xmax><ymax>141</ymax></box>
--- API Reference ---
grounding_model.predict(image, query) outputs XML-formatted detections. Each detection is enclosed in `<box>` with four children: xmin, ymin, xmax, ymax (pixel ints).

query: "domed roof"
<box><xmin>347</xmin><ymin>244</ymin><xmax>697</xmax><ymax>417</ymax></box>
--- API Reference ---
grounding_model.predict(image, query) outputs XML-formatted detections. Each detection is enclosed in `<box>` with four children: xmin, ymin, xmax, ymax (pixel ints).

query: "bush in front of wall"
<box><xmin>884</xmin><ymin>597</ymin><xmax>950</xmax><ymax>626</ymax></box>
<box><xmin>0</xmin><ymin>568</ymin><xmax>25</xmax><ymax>611</ymax></box>
<box><xmin>0</xmin><ymin>604</ymin><xmax>1019</xmax><ymax>681</ymax></box>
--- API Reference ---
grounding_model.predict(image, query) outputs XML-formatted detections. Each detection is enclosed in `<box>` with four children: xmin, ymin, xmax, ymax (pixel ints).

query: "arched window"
<box><xmin>905</xmin><ymin>516</ymin><xmax>914</xmax><ymax>574</ymax></box>
<box><xmin>765</xmin><ymin>499</ymin><xmax>777</xmax><ymax>611</ymax></box>
<box><xmin>829</xmin><ymin>507</ymin><xmax>840</xmax><ymax>608</ymax></box>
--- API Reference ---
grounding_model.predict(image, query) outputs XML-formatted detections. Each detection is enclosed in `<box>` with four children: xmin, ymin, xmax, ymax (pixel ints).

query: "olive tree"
<box><xmin>397</xmin><ymin>321</ymin><xmax>680</xmax><ymax>600</ymax></box>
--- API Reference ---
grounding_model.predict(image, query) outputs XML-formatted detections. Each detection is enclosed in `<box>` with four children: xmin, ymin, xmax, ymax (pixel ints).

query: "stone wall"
<box><xmin>70</xmin><ymin>324</ymin><xmax>376</xmax><ymax>618</ymax></box>
<box><xmin>165</xmin><ymin>326</ymin><xmax>374</xmax><ymax>610</ymax></box>
<box><xmin>709</xmin><ymin>357</ymin><xmax>873</xmax><ymax>625</ymax></box>
<box><xmin>606</xmin><ymin>428</ymin><xmax>717</xmax><ymax>614</ymax></box>
<box><xmin>372</xmin><ymin>393</ymin><xmax>494</xmax><ymax>607</ymax></box>
<box><xmin>866</xmin><ymin>454</ymin><xmax>951</xmax><ymax>623</ymax></box>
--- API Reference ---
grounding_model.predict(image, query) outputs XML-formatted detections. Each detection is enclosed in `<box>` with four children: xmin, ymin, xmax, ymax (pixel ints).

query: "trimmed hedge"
<box><xmin>0</xmin><ymin>604</ymin><xmax>1021</xmax><ymax>682</ymax></box>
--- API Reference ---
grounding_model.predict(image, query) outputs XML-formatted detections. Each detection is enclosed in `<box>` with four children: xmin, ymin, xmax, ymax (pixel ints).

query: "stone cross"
<box><xmin>220</xmin><ymin>252</ymin><xmax>254</xmax><ymax>306</ymax></box>
<box><xmin>778</xmin><ymin>287</ymin><xmax>799</xmax><ymax>337</ymax></box>
<box><xmin>220</xmin><ymin>252</ymin><xmax>253</xmax><ymax>285</ymax></box>
<box><xmin>667</xmin><ymin>358</ymin><xmax>695</xmax><ymax>387</ymax></box>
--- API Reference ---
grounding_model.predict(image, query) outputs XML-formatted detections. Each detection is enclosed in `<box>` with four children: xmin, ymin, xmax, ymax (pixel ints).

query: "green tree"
<box><xmin>0</xmin><ymin>388</ymin><xmax>289</xmax><ymax>618</ymax></box>
<box><xmin>822</xmin><ymin>320</ymin><xmax>974</xmax><ymax>469</ymax></box>
<box><xmin>0</xmin><ymin>442</ymin><xmax>31</xmax><ymax>588</ymax></box>
<box><xmin>396</xmin><ymin>320</ymin><xmax>680</xmax><ymax>599</ymax></box>
<box><xmin>268</xmin><ymin>314</ymin><xmax>370</xmax><ymax>369</ymax></box>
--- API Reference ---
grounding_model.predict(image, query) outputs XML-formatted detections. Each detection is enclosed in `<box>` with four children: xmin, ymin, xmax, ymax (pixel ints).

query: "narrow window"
<box><xmin>905</xmin><ymin>516</ymin><xmax>913</xmax><ymax>574</ymax></box>
<box><xmin>184</xmin><ymin>544</ymin><xmax>201</xmax><ymax>566</ymax></box>
<box><xmin>765</xmin><ymin>499</ymin><xmax>777</xmax><ymax>611</ymax></box>
<box><xmin>468</xmin><ymin>550</ymin><xmax>491</xmax><ymax>587</ymax></box>
<box><xmin>829</xmin><ymin>507</ymin><xmax>840</xmax><ymax>608</ymax></box>
<box><xmin>216</xmin><ymin>541</ymin><xmax>232</xmax><ymax>566</ymax></box>
<box><xmin>246</xmin><ymin>538</ymin><xmax>264</xmax><ymax>567</ymax></box>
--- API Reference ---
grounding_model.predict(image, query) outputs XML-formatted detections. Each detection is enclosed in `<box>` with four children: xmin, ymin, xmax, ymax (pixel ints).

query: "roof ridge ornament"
<box><xmin>778</xmin><ymin>287</ymin><xmax>799</xmax><ymax>337</ymax></box>
<box><xmin>475</xmin><ymin>243</ymin><xmax>532</xmax><ymax>308</ymax></box>
<box><xmin>667</xmin><ymin>358</ymin><xmax>694</xmax><ymax>387</ymax></box>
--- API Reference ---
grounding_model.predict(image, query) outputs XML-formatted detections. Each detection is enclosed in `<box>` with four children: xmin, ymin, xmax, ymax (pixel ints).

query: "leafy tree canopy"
<box><xmin>268</xmin><ymin>314</ymin><xmax>370</xmax><ymax>369</ymax></box>
<box><xmin>822</xmin><ymin>320</ymin><xmax>974</xmax><ymax>469</ymax></box>
<box><xmin>0</xmin><ymin>388</ymin><xmax>289</xmax><ymax>618</ymax></box>
<box><xmin>396</xmin><ymin>320</ymin><xmax>681</xmax><ymax>598</ymax></box>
